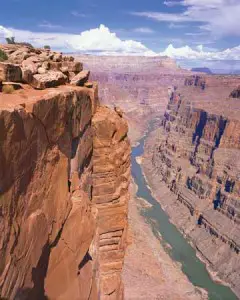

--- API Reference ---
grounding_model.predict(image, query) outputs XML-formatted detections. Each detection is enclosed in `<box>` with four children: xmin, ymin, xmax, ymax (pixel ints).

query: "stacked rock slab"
<box><xmin>0</xmin><ymin>46</ymin><xmax>130</xmax><ymax>300</ymax></box>
<box><xmin>144</xmin><ymin>75</ymin><xmax>240</xmax><ymax>297</ymax></box>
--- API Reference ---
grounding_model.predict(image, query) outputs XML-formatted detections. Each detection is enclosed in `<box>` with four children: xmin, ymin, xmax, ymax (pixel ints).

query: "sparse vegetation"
<box><xmin>0</xmin><ymin>49</ymin><xmax>8</xmax><ymax>62</ymax></box>
<box><xmin>6</xmin><ymin>37</ymin><xmax>15</xmax><ymax>44</ymax></box>
<box><xmin>2</xmin><ymin>85</ymin><xmax>15</xmax><ymax>94</ymax></box>
<box><xmin>44</xmin><ymin>45</ymin><xmax>51</xmax><ymax>50</ymax></box>
<box><xmin>17</xmin><ymin>42</ymin><xmax>33</xmax><ymax>48</ymax></box>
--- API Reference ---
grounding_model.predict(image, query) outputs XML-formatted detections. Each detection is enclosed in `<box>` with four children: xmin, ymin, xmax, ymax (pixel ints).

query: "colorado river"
<box><xmin>131</xmin><ymin>129</ymin><xmax>238</xmax><ymax>300</ymax></box>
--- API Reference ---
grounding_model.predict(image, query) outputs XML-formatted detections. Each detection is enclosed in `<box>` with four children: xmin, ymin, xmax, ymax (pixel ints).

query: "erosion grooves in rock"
<box><xmin>92</xmin><ymin>106</ymin><xmax>131</xmax><ymax>299</ymax></box>
<box><xmin>0</xmin><ymin>45</ymin><xmax>130</xmax><ymax>300</ymax></box>
<box><xmin>143</xmin><ymin>75</ymin><xmax>240</xmax><ymax>298</ymax></box>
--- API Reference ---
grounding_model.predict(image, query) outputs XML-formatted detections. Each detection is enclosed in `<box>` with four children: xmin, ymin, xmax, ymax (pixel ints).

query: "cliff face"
<box><xmin>92</xmin><ymin>106</ymin><xmax>130</xmax><ymax>299</ymax></box>
<box><xmin>143</xmin><ymin>76</ymin><xmax>240</xmax><ymax>296</ymax></box>
<box><xmin>0</xmin><ymin>46</ymin><xmax>130</xmax><ymax>300</ymax></box>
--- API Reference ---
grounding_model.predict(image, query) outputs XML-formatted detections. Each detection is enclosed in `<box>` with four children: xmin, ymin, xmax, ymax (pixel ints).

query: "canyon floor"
<box><xmin>123</xmin><ymin>180</ymin><xmax>207</xmax><ymax>300</ymax></box>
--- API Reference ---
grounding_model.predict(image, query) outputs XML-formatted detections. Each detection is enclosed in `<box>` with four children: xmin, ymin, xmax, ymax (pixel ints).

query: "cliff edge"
<box><xmin>0</xmin><ymin>45</ymin><xmax>130</xmax><ymax>300</ymax></box>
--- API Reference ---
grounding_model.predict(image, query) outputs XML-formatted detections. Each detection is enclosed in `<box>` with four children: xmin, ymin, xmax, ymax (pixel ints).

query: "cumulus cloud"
<box><xmin>0</xmin><ymin>23</ymin><xmax>239</xmax><ymax>65</ymax></box>
<box><xmin>0</xmin><ymin>24</ymin><xmax>156</xmax><ymax>55</ymax></box>
<box><xmin>0</xmin><ymin>25</ymin><xmax>13</xmax><ymax>38</ymax></box>
<box><xmin>65</xmin><ymin>25</ymin><xmax>156</xmax><ymax>55</ymax></box>
<box><xmin>132</xmin><ymin>0</ymin><xmax>240</xmax><ymax>37</ymax></box>
<box><xmin>159</xmin><ymin>44</ymin><xmax>240</xmax><ymax>60</ymax></box>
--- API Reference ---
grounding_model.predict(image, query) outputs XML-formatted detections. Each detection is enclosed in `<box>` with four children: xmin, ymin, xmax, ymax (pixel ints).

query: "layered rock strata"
<box><xmin>143</xmin><ymin>76</ymin><xmax>240</xmax><ymax>297</ymax></box>
<box><xmin>92</xmin><ymin>106</ymin><xmax>130</xmax><ymax>299</ymax></box>
<box><xmin>0</xmin><ymin>48</ymin><xmax>130</xmax><ymax>300</ymax></box>
<box><xmin>76</xmin><ymin>55</ymin><xmax>192</xmax><ymax>145</ymax></box>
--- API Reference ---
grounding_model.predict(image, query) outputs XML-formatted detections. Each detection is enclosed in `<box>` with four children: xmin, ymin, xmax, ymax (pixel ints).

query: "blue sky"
<box><xmin>0</xmin><ymin>0</ymin><xmax>240</xmax><ymax>71</ymax></box>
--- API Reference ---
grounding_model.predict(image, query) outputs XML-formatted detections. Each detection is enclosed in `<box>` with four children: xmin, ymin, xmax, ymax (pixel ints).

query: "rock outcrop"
<box><xmin>143</xmin><ymin>75</ymin><xmax>240</xmax><ymax>297</ymax></box>
<box><xmin>0</xmin><ymin>45</ymin><xmax>130</xmax><ymax>300</ymax></box>
<box><xmin>0</xmin><ymin>44</ymin><xmax>86</xmax><ymax>90</ymax></box>
<box><xmin>230</xmin><ymin>86</ymin><xmax>240</xmax><ymax>98</ymax></box>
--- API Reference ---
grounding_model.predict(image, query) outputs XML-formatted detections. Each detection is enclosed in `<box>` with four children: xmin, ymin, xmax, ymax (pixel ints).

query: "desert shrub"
<box><xmin>2</xmin><ymin>85</ymin><xmax>15</xmax><ymax>94</ymax></box>
<box><xmin>17</xmin><ymin>42</ymin><xmax>34</xmax><ymax>48</ymax></box>
<box><xmin>44</xmin><ymin>45</ymin><xmax>51</xmax><ymax>50</ymax></box>
<box><xmin>0</xmin><ymin>49</ymin><xmax>8</xmax><ymax>61</ymax></box>
<box><xmin>6</xmin><ymin>37</ymin><xmax>15</xmax><ymax>44</ymax></box>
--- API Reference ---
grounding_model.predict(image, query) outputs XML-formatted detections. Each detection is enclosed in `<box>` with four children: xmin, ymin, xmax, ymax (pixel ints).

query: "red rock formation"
<box><xmin>92</xmin><ymin>106</ymin><xmax>130</xmax><ymax>299</ymax></box>
<box><xmin>143</xmin><ymin>75</ymin><xmax>240</xmax><ymax>297</ymax></box>
<box><xmin>0</xmin><ymin>46</ymin><xmax>130</xmax><ymax>300</ymax></box>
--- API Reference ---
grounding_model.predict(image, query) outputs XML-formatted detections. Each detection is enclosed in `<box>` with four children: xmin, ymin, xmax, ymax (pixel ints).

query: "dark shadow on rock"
<box><xmin>15</xmin><ymin>288</ymin><xmax>49</xmax><ymax>300</ymax></box>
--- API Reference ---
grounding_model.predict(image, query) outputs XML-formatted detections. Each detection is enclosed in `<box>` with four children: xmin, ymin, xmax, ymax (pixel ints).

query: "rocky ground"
<box><xmin>123</xmin><ymin>181</ymin><xmax>207</xmax><ymax>300</ymax></box>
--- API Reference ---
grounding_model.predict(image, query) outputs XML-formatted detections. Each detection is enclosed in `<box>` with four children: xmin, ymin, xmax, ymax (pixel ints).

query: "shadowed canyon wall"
<box><xmin>0</xmin><ymin>45</ymin><xmax>130</xmax><ymax>300</ymax></box>
<box><xmin>143</xmin><ymin>75</ymin><xmax>240</xmax><ymax>297</ymax></box>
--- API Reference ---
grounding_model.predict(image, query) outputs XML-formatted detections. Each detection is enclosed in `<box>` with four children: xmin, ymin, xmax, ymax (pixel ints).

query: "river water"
<box><xmin>131</xmin><ymin>129</ymin><xmax>238</xmax><ymax>300</ymax></box>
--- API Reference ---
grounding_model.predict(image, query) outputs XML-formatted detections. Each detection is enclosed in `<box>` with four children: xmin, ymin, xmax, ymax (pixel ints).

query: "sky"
<box><xmin>0</xmin><ymin>0</ymin><xmax>240</xmax><ymax>72</ymax></box>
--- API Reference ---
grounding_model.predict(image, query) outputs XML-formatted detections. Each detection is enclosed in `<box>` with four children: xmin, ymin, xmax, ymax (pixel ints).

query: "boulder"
<box><xmin>8</xmin><ymin>48</ymin><xmax>31</xmax><ymax>64</ymax></box>
<box><xmin>70</xmin><ymin>70</ymin><xmax>90</xmax><ymax>86</ymax></box>
<box><xmin>37</xmin><ymin>67</ymin><xmax>47</xmax><ymax>74</ymax></box>
<box><xmin>31</xmin><ymin>71</ymin><xmax>67</xmax><ymax>89</ymax></box>
<box><xmin>0</xmin><ymin>62</ymin><xmax>22</xmax><ymax>82</ymax></box>
<box><xmin>53</xmin><ymin>53</ymin><xmax>62</xmax><ymax>62</ymax></box>
<box><xmin>230</xmin><ymin>86</ymin><xmax>240</xmax><ymax>98</ymax></box>
<box><xmin>62</xmin><ymin>61</ymin><xmax>83</xmax><ymax>73</ymax></box>
<box><xmin>21</xmin><ymin>67</ymin><xmax>34</xmax><ymax>84</ymax></box>
<box><xmin>22</xmin><ymin>59</ymin><xmax>38</xmax><ymax>74</ymax></box>
<box><xmin>49</xmin><ymin>61</ymin><xmax>62</xmax><ymax>71</ymax></box>
<box><xmin>42</xmin><ymin>61</ymin><xmax>50</xmax><ymax>70</ymax></box>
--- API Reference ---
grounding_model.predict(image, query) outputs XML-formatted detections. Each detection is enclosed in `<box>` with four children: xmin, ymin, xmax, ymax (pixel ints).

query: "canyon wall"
<box><xmin>143</xmin><ymin>75</ymin><xmax>240</xmax><ymax>297</ymax></box>
<box><xmin>76</xmin><ymin>55</ymin><xmax>192</xmax><ymax>144</ymax></box>
<box><xmin>0</xmin><ymin>45</ymin><xmax>130</xmax><ymax>299</ymax></box>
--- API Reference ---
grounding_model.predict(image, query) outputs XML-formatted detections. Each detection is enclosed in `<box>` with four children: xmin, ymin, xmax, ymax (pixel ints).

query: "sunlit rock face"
<box><xmin>0</xmin><ymin>46</ymin><xmax>130</xmax><ymax>300</ymax></box>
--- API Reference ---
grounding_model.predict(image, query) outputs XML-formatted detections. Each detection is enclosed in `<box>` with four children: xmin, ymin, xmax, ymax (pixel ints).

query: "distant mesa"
<box><xmin>191</xmin><ymin>67</ymin><xmax>213</xmax><ymax>74</ymax></box>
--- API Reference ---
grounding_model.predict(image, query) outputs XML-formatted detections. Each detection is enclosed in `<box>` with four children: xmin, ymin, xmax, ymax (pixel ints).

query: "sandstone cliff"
<box><xmin>0</xmin><ymin>45</ymin><xmax>130</xmax><ymax>300</ymax></box>
<box><xmin>143</xmin><ymin>75</ymin><xmax>240</xmax><ymax>297</ymax></box>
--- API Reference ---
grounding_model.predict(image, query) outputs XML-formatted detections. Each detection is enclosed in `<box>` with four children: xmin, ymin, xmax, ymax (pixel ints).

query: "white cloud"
<box><xmin>132</xmin><ymin>0</ymin><xmax>240</xmax><ymax>37</ymax></box>
<box><xmin>133</xmin><ymin>27</ymin><xmax>154</xmax><ymax>34</ymax></box>
<box><xmin>169</xmin><ymin>23</ymin><xmax>186</xmax><ymax>29</ymax></box>
<box><xmin>38</xmin><ymin>21</ymin><xmax>63</xmax><ymax>29</ymax></box>
<box><xmin>132</xmin><ymin>12</ymin><xmax>190</xmax><ymax>22</ymax></box>
<box><xmin>71</xmin><ymin>11</ymin><xmax>87</xmax><ymax>17</ymax></box>
<box><xmin>159</xmin><ymin>44</ymin><xmax>240</xmax><ymax>60</ymax></box>
<box><xmin>0</xmin><ymin>24</ymin><xmax>156</xmax><ymax>55</ymax></box>
<box><xmin>0</xmin><ymin>25</ymin><xmax>13</xmax><ymax>38</ymax></box>
<box><xmin>0</xmin><ymin>24</ymin><xmax>239</xmax><ymax>64</ymax></box>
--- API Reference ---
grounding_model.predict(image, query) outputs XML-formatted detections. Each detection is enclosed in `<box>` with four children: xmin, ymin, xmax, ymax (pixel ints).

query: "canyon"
<box><xmin>76</xmin><ymin>55</ymin><xmax>192</xmax><ymax>145</ymax></box>
<box><xmin>142</xmin><ymin>74</ymin><xmax>240</xmax><ymax>298</ymax></box>
<box><xmin>0</xmin><ymin>43</ymin><xmax>240</xmax><ymax>300</ymax></box>
<box><xmin>0</xmin><ymin>45</ymin><xmax>130</xmax><ymax>299</ymax></box>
